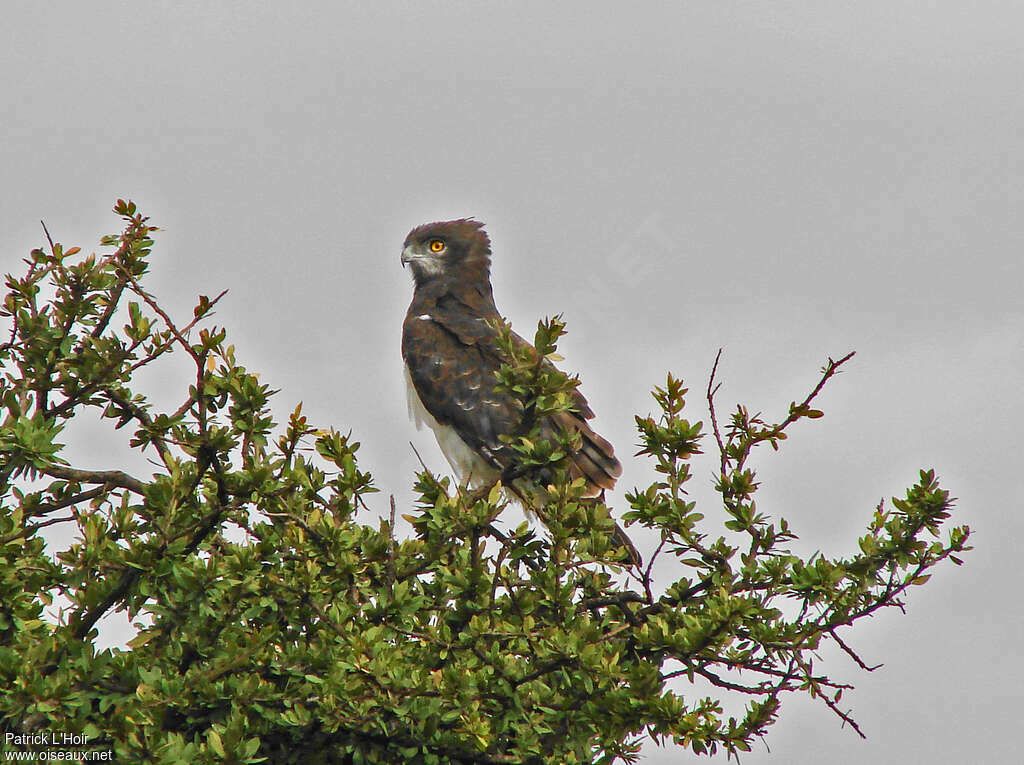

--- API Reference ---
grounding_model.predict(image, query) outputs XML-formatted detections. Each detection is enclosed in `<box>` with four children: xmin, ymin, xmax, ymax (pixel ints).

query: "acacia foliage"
<box><xmin>0</xmin><ymin>203</ymin><xmax>970</xmax><ymax>763</ymax></box>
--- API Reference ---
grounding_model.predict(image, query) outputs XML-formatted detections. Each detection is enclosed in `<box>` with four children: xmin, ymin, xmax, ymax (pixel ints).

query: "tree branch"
<box><xmin>41</xmin><ymin>465</ymin><xmax>146</xmax><ymax>495</ymax></box>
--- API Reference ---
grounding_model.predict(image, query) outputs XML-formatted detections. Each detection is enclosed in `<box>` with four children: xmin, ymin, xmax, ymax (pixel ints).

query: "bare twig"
<box><xmin>829</xmin><ymin>628</ymin><xmax>883</xmax><ymax>672</ymax></box>
<box><xmin>40</xmin><ymin>220</ymin><xmax>56</xmax><ymax>254</ymax></box>
<box><xmin>409</xmin><ymin>441</ymin><xmax>431</xmax><ymax>474</ymax></box>
<box><xmin>706</xmin><ymin>348</ymin><xmax>727</xmax><ymax>476</ymax></box>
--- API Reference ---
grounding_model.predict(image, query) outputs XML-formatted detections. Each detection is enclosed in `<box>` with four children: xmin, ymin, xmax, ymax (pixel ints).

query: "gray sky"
<box><xmin>3</xmin><ymin>2</ymin><xmax>1022</xmax><ymax>762</ymax></box>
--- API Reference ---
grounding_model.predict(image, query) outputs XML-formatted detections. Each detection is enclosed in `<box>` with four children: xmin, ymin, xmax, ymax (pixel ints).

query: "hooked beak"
<box><xmin>401</xmin><ymin>243</ymin><xmax>444</xmax><ymax>278</ymax></box>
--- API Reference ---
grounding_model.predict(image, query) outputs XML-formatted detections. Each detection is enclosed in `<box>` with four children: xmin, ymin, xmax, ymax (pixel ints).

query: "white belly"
<box><xmin>404</xmin><ymin>364</ymin><xmax>500</xmax><ymax>488</ymax></box>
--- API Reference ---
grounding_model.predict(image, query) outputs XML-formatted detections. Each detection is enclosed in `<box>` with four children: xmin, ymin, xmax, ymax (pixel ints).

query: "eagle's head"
<box><xmin>401</xmin><ymin>219</ymin><xmax>492</xmax><ymax>285</ymax></box>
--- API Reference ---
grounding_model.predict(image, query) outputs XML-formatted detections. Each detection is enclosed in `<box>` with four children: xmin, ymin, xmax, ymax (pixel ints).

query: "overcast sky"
<box><xmin>3</xmin><ymin>2</ymin><xmax>1022</xmax><ymax>762</ymax></box>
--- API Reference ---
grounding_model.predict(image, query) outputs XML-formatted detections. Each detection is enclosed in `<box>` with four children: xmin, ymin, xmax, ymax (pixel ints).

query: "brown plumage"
<box><xmin>400</xmin><ymin>219</ymin><xmax>639</xmax><ymax>565</ymax></box>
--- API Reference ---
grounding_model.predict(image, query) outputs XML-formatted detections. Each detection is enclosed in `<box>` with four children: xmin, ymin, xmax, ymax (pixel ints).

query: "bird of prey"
<box><xmin>400</xmin><ymin>219</ymin><xmax>638</xmax><ymax>564</ymax></box>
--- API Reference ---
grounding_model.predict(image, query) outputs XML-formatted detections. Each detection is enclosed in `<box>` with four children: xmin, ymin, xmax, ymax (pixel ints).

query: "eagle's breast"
<box><xmin>403</xmin><ymin>363</ymin><xmax>500</xmax><ymax>488</ymax></box>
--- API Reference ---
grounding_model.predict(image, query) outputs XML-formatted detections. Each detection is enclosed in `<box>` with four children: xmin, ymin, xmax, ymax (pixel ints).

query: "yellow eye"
<box><xmin>428</xmin><ymin>239</ymin><xmax>445</xmax><ymax>253</ymax></box>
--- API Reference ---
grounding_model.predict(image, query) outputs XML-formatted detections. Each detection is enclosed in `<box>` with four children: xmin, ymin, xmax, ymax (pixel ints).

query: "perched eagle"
<box><xmin>400</xmin><ymin>219</ymin><xmax>638</xmax><ymax>564</ymax></box>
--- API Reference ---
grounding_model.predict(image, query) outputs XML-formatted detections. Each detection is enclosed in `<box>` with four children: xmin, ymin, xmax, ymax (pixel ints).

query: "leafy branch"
<box><xmin>0</xmin><ymin>203</ymin><xmax>970</xmax><ymax>763</ymax></box>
